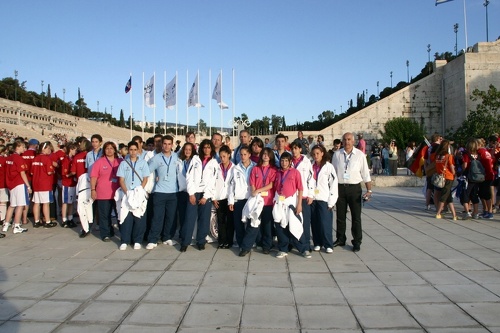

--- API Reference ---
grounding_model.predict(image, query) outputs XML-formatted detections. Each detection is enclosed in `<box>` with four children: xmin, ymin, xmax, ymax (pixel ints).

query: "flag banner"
<box><xmin>125</xmin><ymin>76</ymin><xmax>132</xmax><ymax>93</ymax></box>
<box><xmin>188</xmin><ymin>73</ymin><xmax>204</xmax><ymax>107</ymax></box>
<box><xmin>163</xmin><ymin>75</ymin><xmax>176</xmax><ymax>109</ymax></box>
<box><xmin>435</xmin><ymin>0</ymin><xmax>453</xmax><ymax>5</ymax></box>
<box><xmin>144</xmin><ymin>75</ymin><xmax>155</xmax><ymax>107</ymax></box>
<box><xmin>212</xmin><ymin>73</ymin><xmax>229</xmax><ymax>109</ymax></box>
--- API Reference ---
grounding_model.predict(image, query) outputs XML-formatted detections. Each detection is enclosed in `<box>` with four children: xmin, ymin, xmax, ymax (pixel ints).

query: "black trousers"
<box><xmin>335</xmin><ymin>183</ymin><xmax>363</xmax><ymax>245</ymax></box>
<box><xmin>216</xmin><ymin>199</ymin><xmax>234</xmax><ymax>246</ymax></box>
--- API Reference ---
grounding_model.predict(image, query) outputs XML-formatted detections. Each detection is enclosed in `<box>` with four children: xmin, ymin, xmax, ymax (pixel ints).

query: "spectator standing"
<box><xmin>388</xmin><ymin>140</ymin><xmax>398</xmax><ymax>176</ymax></box>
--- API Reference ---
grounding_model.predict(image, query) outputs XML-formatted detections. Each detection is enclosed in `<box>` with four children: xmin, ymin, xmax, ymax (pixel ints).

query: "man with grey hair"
<box><xmin>331</xmin><ymin>132</ymin><xmax>372</xmax><ymax>252</ymax></box>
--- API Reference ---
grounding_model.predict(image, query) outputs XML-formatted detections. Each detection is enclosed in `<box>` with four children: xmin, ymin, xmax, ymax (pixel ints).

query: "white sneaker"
<box><xmin>2</xmin><ymin>223</ymin><xmax>11</xmax><ymax>232</ymax></box>
<box><xmin>302</xmin><ymin>251</ymin><xmax>312</xmax><ymax>259</ymax></box>
<box><xmin>119</xmin><ymin>244</ymin><xmax>127</xmax><ymax>250</ymax></box>
<box><xmin>13</xmin><ymin>225</ymin><xmax>27</xmax><ymax>234</ymax></box>
<box><xmin>133</xmin><ymin>243</ymin><xmax>142</xmax><ymax>250</ymax></box>
<box><xmin>325</xmin><ymin>247</ymin><xmax>333</xmax><ymax>253</ymax></box>
<box><xmin>313</xmin><ymin>245</ymin><xmax>321</xmax><ymax>252</ymax></box>
<box><xmin>276</xmin><ymin>251</ymin><xmax>288</xmax><ymax>258</ymax></box>
<box><xmin>146</xmin><ymin>243</ymin><xmax>157</xmax><ymax>250</ymax></box>
<box><xmin>162</xmin><ymin>239</ymin><xmax>177</xmax><ymax>246</ymax></box>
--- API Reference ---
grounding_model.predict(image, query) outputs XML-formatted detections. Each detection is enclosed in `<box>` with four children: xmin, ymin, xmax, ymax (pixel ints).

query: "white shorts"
<box><xmin>33</xmin><ymin>191</ymin><xmax>54</xmax><ymax>204</ymax></box>
<box><xmin>9</xmin><ymin>184</ymin><xmax>29</xmax><ymax>207</ymax></box>
<box><xmin>62</xmin><ymin>186</ymin><xmax>76</xmax><ymax>204</ymax></box>
<box><xmin>0</xmin><ymin>188</ymin><xmax>9</xmax><ymax>202</ymax></box>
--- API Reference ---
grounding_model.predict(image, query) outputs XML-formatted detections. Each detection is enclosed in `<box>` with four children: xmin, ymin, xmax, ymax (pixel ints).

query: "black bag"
<box><xmin>467</xmin><ymin>153</ymin><xmax>485</xmax><ymax>183</ymax></box>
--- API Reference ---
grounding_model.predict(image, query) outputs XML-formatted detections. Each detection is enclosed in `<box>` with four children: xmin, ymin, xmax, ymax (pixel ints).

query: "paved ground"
<box><xmin>1</xmin><ymin>187</ymin><xmax>500</xmax><ymax>333</ymax></box>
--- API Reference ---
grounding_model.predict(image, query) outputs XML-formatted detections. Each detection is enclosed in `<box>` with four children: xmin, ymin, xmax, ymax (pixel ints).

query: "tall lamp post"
<box><xmin>484</xmin><ymin>0</ymin><xmax>489</xmax><ymax>42</ymax></box>
<box><xmin>377</xmin><ymin>81</ymin><xmax>379</xmax><ymax>97</ymax></box>
<box><xmin>454</xmin><ymin>23</ymin><xmax>459</xmax><ymax>56</ymax></box>
<box><xmin>63</xmin><ymin>88</ymin><xmax>66</xmax><ymax>113</ymax></box>
<box><xmin>14</xmin><ymin>70</ymin><xmax>18</xmax><ymax>102</ymax></box>
<box><xmin>41</xmin><ymin>80</ymin><xmax>44</xmax><ymax>108</ymax></box>
<box><xmin>390</xmin><ymin>71</ymin><xmax>393</xmax><ymax>88</ymax></box>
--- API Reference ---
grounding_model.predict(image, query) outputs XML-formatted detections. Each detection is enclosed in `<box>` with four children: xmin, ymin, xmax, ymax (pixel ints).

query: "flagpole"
<box><xmin>142</xmin><ymin>72</ymin><xmax>145</xmax><ymax>140</ymax></box>
<box><xmin>175</xmin><ymin>71</ymin><xmax>178</xmax><ymax>138</ymax></box>
<box><xmin>209</xmin><ymin>69</ymin><xmax>212</xmax><ymax>137</ymax></box>
<box><xmin>197</xmin><ymin>69</ymin><xmax>200</xmax><ymax>135</ymax></box>
<box><xmin>186</xmin><ymin>70</ymin><xmax>189</xmax><ymax>134</ymax></box>
<box><xmin>163</xmin><ymin>71</ymin><xmax>167</xmax><ymax>135</ymax></box>
<box><xmin>129</xmin><ymin>73</ymin><xmax>133</xmax><ymax>140</ymax></box>
<box><xmin>463</xmin><ymin>0</ymin><xmax>468</xmax><ymax>49</ymax></box>
<box><xmin>220</xmin><ymin>70</ymin><xmax>223</xmax><ymax>133</ymax></box>
<box><xmin>153</xmin><ymin>72</ymin><xmax>156</xmax><ymax>135</ymax></box>
<box><xmin>232</xmin><ymin>68</ymin><xmax>235</xmax><ymax>138</ymax></box>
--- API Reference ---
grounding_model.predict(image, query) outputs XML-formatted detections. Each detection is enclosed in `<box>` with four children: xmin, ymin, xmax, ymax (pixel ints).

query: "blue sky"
<box><xmin>1</xmin><ymin>0</ymin><xmax>499</xmax><ymax>130</ymax></box>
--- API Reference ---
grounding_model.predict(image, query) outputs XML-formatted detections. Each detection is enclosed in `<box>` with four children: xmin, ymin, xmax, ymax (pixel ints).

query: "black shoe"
<box><xmin>218</xmin><ymin>243</ymin><xmax>225</xmax><ymax>249</ymax></box>
<box><xmin>353</xmin><ymin>244</ymin><xmax>361</xmax><ymax>252</ymax></box>
<box><xmin>262</xmin><ymin>248</ymin><xmax>270</xmax><ymax>255</ymax></box>
<box><xmin>225</xmin><ymin>244</ymin><xmax>232</xmax><ymax>249</ymax></box>
<box><xmin>239</xmin><ymin>250</ymin><xmax>250</xmax><ymax>257</ymax></box>
<box><xmin>79</xmin><ymin>230</ymin><xmax>88</xmax><ymax>238</ymax></box>
<box><xmin>43</xmin><ymin>221</ymin><xmax>58</xmax><ymax>228</ymax></box>
<box><xmin>180</xmin><ymin>245</ymin><xmax>187</xmax><ymax>252</ymax></box>
<box><xmin>198</xmin><ymin>243</ymin><xmax>205</xmax><ymax>251</ymax></box>
<box><xmin>0</xmin><ymin>233</ymin><xmax>5</xmax><ymax>238</ymax></box>
<box><xmin>34</xmin><ymin>221</ymin><xmax>43</xmax><ymax>228</ymax></box>
<box><xmin>333</xmin><ymin>240</ymin><xmax>346</xmax><ymax>247</ymax></box>
<box><xmin>62</xmin><ymin>221</ymin><xmax>69</xmax><ymax>228</ymax></box>
<box><xmin>102</xmin><ymin>237</ymin><xmax>111</xmax><ymax>242</ymax></box>
<box><xmin>68</xmin><ymin>220</ymin><xmax>77</xmax><ymax>228</ymax></box>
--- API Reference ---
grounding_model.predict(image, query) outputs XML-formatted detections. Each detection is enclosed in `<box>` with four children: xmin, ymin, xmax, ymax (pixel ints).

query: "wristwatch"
<box><xmin>367</xmin><ymin>190</ymin><xmax>373</xmax><ymax>193</ymax></box>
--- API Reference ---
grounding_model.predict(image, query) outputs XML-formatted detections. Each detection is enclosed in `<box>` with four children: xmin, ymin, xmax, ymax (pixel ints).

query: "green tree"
<box><xmin>450</xmin><ymin>84</ymin><xmax>500</xmax><ymax>144</ymax></box>
<box><xmin>119</xmin><ymin>109</ymin><xmax>125</xmax><ymax>127</ymax></box>
<box><xmin>379</xmin><ymin>117</ymin><xmax>426</xmax><ymax>148</ymax></box>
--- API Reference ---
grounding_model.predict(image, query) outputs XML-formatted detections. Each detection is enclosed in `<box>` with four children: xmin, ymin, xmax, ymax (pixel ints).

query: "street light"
<box><xmin>484</xmin><ymin>0</ymin><xmax>489</xmax><ymax>42</ymax></box>
<box><xmin>63</xmin><ymin>88</ymin><xmax>66</xmax><ymax>113</ymax></box>
<box><xmin>390</xmin><ymin>71</ymin><xmax>393</xmax><ymax>88</ymax></box>
<box><xmin>454</xmin><ymin>23</ymin><xmax>459</xmax><ymax>56</ymax></box>
<box><xmin>14</xmin><ymin>70</ymin><xmax>18</xmax><ymax>102</ymax></box>
<box><xmin>41</xmin><ymin>80</ymin><xmax>44</xmax><ymax>108</ymax></box>
<box><xmin>377</xmin><ymin>81</ymin><xmax>379</xmax><ymax>96</ymax></box>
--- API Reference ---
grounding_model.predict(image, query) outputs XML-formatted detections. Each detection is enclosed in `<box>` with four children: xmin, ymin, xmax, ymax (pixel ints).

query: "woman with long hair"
<box><xmin>250</xmin><ymin>137</ymin><xmax>264</xmax><ymax>164</ymax></box>
<box><xmin>310</xmin><ymin>145</ymin><xmax>338</xmax><ymax>253</ymax></box>
<box><xmin>460</xmin><ymin>138</ymin><xmax>481</xmax><ymax>219</ymax></box>
<box><xmin>90</xmin><ymin>141</ymin><xmax>121</xmax><ymax>241</ymax></box>
<box><xmin>433</xmin><ymin>139</ymin><xmax>458</xmax><ymax>220</ymax></box>
<box><xmin>213</xmin><ymin>145</ymin><xmax>234</xmax><ymax>248</ymax></box>
<box><xmin>181</xmin><ymin>139</ymin><xmax>218</xmax><ymax>251</ymax></box>
<box><xmin>239</xmin><ymin>147</ymin><xmax>277</xmax><ymax>257</ymax></box>
<box><xmin>31</xmin><ymin>141</ymin><xmax>57</xmax><ymax>229</ymax></box>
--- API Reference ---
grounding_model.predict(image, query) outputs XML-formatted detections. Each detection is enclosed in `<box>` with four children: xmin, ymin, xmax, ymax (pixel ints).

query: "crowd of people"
<box><xmin>418</xmin><ymin>133</ymin><xmax>500</xmax><ymax>220</ymax></box>
<box><xmin>0</xmin><ymin>130</ymin><xmax>373</xmax><ymax>258</ymax></box>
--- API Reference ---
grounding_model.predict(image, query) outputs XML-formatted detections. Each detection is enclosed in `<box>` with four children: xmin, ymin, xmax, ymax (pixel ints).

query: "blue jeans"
<box><xmin>275</xmin><ymin>199</ymin><xmax>311</xmax><ymax>253</ymax></box>
<box><xmin>180</xmin><ymin>193</ymin><xmax>212</xmax><ymax>246</ymax></box>
<box><xmin>120</xmin><ymin>212</ymin><xmax>146</xmax><ymax>245</ymax></box>
<box><xmin>311</xmin><ymin>200</ymin><xmax>333</xmax><ymax>249</ymax></box>
<box><xmin>148</xmin><ymin>192</ymin><xmax>178</xmax><ymax>243</ymax></box>
<box><xmin>241</xmin><ymin>205</ymin><xmax>273</xmax><ymax>251</ymax></box>
<box><xmin>97</xmin><ymin>199</ymin><xmax>113</xmax><ymax>240</ymax></box>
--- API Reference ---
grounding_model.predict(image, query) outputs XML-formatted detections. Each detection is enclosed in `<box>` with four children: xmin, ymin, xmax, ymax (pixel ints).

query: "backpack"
<box><xmin>467</xmin><ymin>153</ymin><xmax>485</xmax><ymax>183</ymax></box>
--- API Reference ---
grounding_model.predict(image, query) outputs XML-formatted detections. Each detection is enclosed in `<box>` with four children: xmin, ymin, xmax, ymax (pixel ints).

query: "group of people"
<box><xmin>0</xmin><ymin>130</ymin><xmax>373</xmax><ymax>258</ymax></box>
<box><xmin>422</xmin><ymin>133</ymin><xmax>500</xmax><ymax>221</ymax></box>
